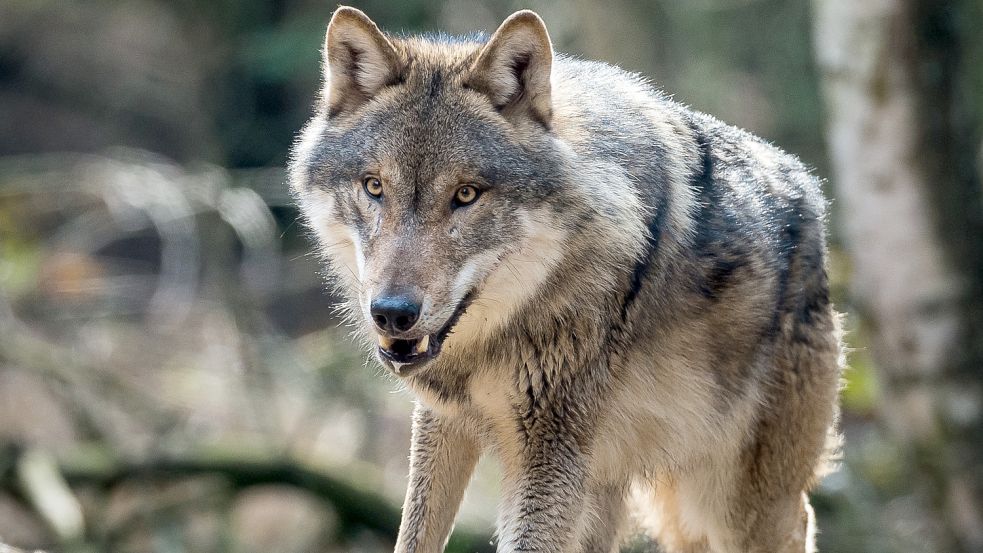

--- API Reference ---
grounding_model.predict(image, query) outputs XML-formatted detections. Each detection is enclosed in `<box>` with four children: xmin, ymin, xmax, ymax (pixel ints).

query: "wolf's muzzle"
<box><xmin>376</xmin><ymin>290</ymin><xmax>477</xmax><ymax>375</ymax></box>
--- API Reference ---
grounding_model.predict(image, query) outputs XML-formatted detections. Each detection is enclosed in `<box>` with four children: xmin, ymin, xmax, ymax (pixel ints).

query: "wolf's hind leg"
<box><xmin>730</xmin><ymin>303</ymin><xmax>840</xmax><ymax>552</ymax></box>
<box><xmin>724</xmin><ymin>491</ymin><xmax>817</xmax><ymax>553</ymax></box>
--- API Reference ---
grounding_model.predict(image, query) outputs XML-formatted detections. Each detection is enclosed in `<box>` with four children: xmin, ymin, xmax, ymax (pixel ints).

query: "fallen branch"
<box><xmin>1</xmin><ymin>445</ymin><xmax>494</xmax><ymax>553</ymax></box>
<box><xmin>0</xmin><ymin>544</ymin><xmax>44</xmax><ymax>553</ymax></box>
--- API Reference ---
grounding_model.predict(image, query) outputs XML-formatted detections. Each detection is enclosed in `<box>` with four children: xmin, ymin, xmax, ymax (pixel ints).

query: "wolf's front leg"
<box><xmin>395</xmin><ymin>405</ymin><xmax>480</xmax><ymax>553</ymax></box>
<box><xmin>497</xmin><ymin>434</ymin><xmax>589</xmax><ymax>553</ymax></box>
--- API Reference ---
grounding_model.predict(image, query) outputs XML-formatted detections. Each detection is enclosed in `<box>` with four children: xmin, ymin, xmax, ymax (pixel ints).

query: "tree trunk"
<box><xmin>813</xmin><ymin>0</ymin><xmax>983</xmax><ymax>550</ymax></box>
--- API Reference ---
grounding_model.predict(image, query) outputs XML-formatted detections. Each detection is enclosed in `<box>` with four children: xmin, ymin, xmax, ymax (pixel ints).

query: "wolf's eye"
<box><xmin>453</xmin><ymin>185</ymin><xmax>480</xmax><ymax>208</ymax></box>
<box><xmin>363</xmin><ymin>176</ymin><xmax>383</xmax><ymax>199</ymax></box>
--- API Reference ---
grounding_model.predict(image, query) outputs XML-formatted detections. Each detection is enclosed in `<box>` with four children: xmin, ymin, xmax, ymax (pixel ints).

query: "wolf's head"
<box><xmin>290</xmin><ymin>7</ymin><xmax>572</xmax><ymax>375</ymax></box>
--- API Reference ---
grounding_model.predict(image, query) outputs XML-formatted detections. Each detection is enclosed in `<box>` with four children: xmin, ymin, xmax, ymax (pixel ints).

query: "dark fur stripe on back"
<box><xmin>618</xmin><ymin>124</ymin><xmax>713</xmax><ymax>323</ymax></box>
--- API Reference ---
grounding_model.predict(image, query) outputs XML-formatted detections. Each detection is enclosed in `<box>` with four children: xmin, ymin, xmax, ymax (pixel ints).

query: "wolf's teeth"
<box><xmin>416</xmin><ymin>335</ymin><xmax>430</xmax><ymax>354</ymax></box>
<box><xmin>378</xmin><ymin>335</ymin><xmax>395</xmax><ymax>349</ymax></box>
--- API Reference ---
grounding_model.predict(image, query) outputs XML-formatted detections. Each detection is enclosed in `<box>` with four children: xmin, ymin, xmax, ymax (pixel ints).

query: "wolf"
<box><xmin>289</xmin><ymin>6</ymin><xmax>842</xmax><ymax>553</ymax></box>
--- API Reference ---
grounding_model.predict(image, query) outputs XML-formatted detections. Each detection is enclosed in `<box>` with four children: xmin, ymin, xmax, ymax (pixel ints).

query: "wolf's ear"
<box><xmin>467</xmin><ymin>10</ymin><xmax>553</xmax><ymax>127</ymax></box>
<box><xmin>323</xmin><ymin>7</ymin><xmax>401</xmax><ymax>116</ymax></box>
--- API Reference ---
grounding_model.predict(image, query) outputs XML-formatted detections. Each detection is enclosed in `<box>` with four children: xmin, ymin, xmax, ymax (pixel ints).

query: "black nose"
<box><xmin>371</xmin><ymin>295</ymin><xmax>421</xmax><ymax>334</ymax></box>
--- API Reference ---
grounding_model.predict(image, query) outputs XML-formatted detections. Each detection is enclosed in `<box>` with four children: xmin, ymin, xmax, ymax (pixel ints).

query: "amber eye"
<box><xmin>363</xmin><ymin>176</ymin><xmax>383</xmax><ymax>199</ymax></box>
<box><xmin>453</xmin><ymin>185</ymin><xmax>480</xmax><ymax>207</ymax></box>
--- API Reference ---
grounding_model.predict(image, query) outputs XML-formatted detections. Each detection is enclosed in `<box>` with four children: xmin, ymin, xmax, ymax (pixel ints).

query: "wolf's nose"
<box><xmin>371</xmin><ymin>295</ymin><xmax>421</xmax><ymax>334</ymax></box>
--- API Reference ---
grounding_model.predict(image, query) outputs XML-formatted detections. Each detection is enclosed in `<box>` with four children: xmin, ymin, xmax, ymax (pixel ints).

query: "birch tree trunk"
<box><xmin>813</xmin><ymin>0</ymin><xmax>983</xmax><ymax>550</ymax></box>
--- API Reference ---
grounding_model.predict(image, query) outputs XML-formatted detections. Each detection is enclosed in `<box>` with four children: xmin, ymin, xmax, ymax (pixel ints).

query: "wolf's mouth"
<box><xmin>376</xmin><ymin>290</ymin><xmax>476</xmax><ymax>375</ymax></box>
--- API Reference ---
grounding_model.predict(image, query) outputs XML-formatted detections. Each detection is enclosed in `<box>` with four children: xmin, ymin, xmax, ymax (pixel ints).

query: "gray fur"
<box><xmin>290</xmin><ymin>7</ymin><xmax>841</xmax><ymax>553</ymax></box>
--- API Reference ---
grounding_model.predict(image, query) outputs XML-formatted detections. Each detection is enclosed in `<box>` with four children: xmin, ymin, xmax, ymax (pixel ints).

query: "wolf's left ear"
<box><xmin>467</xmin><ymin>10</ymin><xmax>553</xmax><ymax>127</ymax></box>
<box><xmin>323</xmin><ymin>7</ymin><xmax>401</xmax><ymax>116</ymax></box>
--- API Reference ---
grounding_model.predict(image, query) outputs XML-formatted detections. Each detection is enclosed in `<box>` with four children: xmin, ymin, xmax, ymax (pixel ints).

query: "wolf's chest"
<box><xmin>406</xmin><ymin>367</ymin><xmax>519</xmax><ymax>429</ymax></box>
<box><xmin>466</xmin><ymin>370</ymin><xmax>517</xmax><ymax>423</ymax></box>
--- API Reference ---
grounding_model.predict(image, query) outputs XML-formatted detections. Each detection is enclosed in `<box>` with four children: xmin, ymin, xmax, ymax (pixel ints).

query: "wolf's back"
<box><xmin>548</xmin><ymin>55</ymin><xmax>828</xmax><ymax>332</ymax></box>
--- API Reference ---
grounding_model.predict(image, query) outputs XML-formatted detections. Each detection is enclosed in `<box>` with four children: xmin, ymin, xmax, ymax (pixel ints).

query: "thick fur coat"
<box><xmin>290</xmin><ymin>7</ymin><xmax>842</xmax><ymax>553</ymax></box>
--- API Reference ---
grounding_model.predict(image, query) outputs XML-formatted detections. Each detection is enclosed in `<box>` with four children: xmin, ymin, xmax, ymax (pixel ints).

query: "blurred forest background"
<box><xmin>1</xmin><ymin>0</ymin><xmax>982</xmax><ymax>552</ymax></box>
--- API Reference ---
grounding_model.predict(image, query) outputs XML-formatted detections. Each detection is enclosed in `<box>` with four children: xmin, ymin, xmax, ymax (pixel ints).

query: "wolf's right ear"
<box><xmin>323</xmin><ymin>7</ymin><xmax>401</xmax><ymax>116</ymax></box>
<box><xmin>467</xmin><ymin>10</ymin><xmax>553</xmax><ymax>127</ymax></box>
